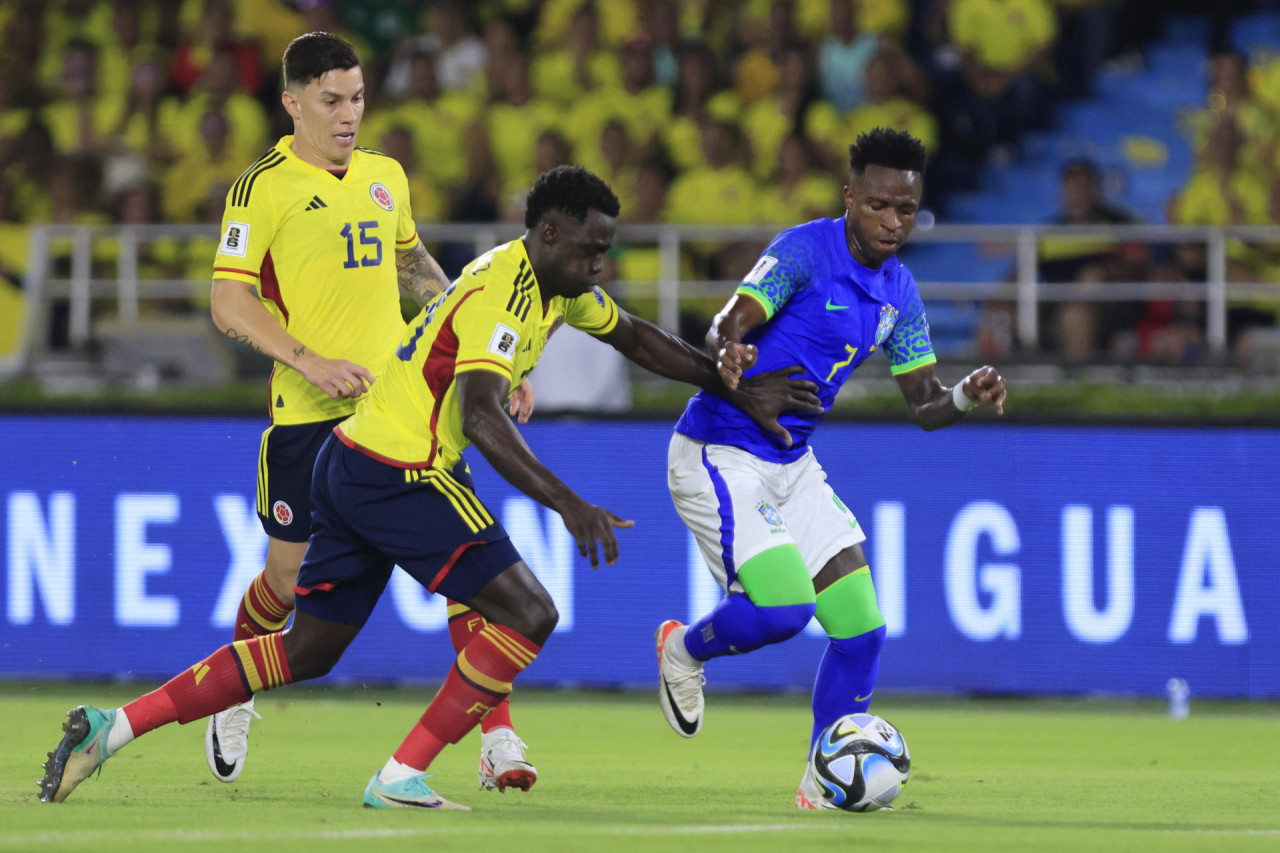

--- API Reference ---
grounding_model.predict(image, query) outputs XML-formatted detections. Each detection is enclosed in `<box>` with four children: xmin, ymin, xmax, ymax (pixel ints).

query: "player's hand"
<box><xmin>716</xmin><ymin>341</ymin><xmax>758</xmax><ymax>390</ymax></box>
<box><xmin>556</xmin><ymin>496</ymin><xmax>634</xmax><ymax>569</ymax></box>
<box><xmin>298</xmin><ymin>352</ymin><xmax>376</xmax><ymax>399</ymax></box>
<box><xmin>508</xmin><ymin>377</ymin><xmax>535</xmax><ymax>424</ymax></box>
<box><xmin>961</xmin><ymin>366</ymin><xmax>1007</xmax><ymax>415</ymax></box>
<box><xmin>733</xmin><ymin>365</ymin><xmax>822</xmax><ymax>447</ymax></box>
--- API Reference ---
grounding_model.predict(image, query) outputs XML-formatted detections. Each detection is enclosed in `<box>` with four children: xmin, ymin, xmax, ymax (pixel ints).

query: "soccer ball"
<box><xmin>808</xmin><ymin>713</ymin><xmax>910</xmax><ymax>811</ymax></box>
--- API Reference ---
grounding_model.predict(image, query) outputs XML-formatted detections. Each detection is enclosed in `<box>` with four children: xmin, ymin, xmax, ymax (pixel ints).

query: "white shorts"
<box><xmin>668</xmin><ymin>432</ymin><xmax>866</xmax><ymax>594</ymax></box>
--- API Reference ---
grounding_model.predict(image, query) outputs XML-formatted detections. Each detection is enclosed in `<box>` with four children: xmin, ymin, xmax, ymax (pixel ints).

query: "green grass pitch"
<box><xmin>3</xmin><ymin>683</ymin><xmax>1278</xmax><ymax>852</ymax></box>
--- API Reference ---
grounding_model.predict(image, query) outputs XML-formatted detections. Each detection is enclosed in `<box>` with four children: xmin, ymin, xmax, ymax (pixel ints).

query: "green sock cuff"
<box><xmin>736</xmin><ymin>545</ymin><xmax>816</xmax><ymax>607</ymax></box>
<box><xmin>814</xmin><ymin>568</ymin><xmax>885</xmax><ymax>639</ymax></box>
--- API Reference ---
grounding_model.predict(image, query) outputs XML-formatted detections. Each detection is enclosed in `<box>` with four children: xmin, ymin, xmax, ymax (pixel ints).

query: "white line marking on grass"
<box><xmin>600</xmin><ymin>824</ymin><xmax>854</xmax><ymax>835</ymax></box>
<box><xmin>1162</xmin><ymin>829</ymin><xmax>1280</xmax><ymax>836</ymax></box>
<box><xmin>2</xmin><ymin>824</ymin><xmax>852</xmax><ymax>846</ymax></box>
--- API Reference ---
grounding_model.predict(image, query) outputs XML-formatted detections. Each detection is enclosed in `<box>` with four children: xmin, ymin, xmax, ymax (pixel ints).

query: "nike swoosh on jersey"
<box><xmin>662</xmin><ymin>680</ymin><xmax>700</xmax><ymax>736</ymax></box>
<box><xmin>825</xmin><ymin>300</ymin><xmax>849</xmax><ymax>311</ymax></box>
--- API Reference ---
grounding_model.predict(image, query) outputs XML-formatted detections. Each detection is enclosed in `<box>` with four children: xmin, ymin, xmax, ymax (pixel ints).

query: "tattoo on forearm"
<box><xmin>224</xmin><ymin>327</ymin><xmax>266</xmax><ymax>356</ymax></box>
<box><xmin>293</xmin><ymin>345</ymin><xmax>307</xmax><ymax>359</ymax></box>
<box><xmin>397</xmin><ymin>243</ymin><xmax>449</xmax><ymax>307</ymax></box>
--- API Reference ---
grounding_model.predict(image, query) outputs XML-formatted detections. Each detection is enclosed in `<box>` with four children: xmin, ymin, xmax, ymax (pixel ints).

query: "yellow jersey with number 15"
<box><xmin>213</xmin><ymin>136</ymin><xmax>419</xmax><ymax>425</ymax></box>
<box><xmin>337</xmin><ymin>238</ymin><xmax>619</xmax><ymax>469</ymax></box>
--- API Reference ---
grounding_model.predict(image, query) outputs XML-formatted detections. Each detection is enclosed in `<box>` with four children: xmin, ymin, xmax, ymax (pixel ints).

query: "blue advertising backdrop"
<box><xmin>1</xmin><ymin>415</ymin><xmax>1277</xmax><ymax>696</ymax></box>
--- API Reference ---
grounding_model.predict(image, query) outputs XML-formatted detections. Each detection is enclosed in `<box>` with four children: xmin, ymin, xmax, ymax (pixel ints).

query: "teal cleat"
<box><xmin>362</xmin><ymin>770</ymin><xmax>469</xmax><ymax>810</ymax></box>
<box><xmin>38</xmin><ymin>706</ymin><xmax>118</xmax><ymax>803</ymax></box>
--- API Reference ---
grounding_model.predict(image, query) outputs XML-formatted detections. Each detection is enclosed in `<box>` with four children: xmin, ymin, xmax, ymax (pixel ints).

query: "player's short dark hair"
<box><xmin>524</xmin><ymin>165</ymin><xmax>620</xmax><ymax>229</ymax></box>
<box><xmin>282</xmin><ymin>32</ymin><xmax>360</xmax><ymax>90</ymax></box>
<box><xmin>848</xmin><ymin>128</ymin><xmax>927</xmax><ymax>177</ymax></box>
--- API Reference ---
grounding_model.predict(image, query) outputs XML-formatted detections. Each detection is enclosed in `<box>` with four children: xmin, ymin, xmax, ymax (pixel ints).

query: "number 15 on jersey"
<box><xmin>340</xmin><ymin>221</ymin><xmax>382</xmax><ymax>269</ymax></box>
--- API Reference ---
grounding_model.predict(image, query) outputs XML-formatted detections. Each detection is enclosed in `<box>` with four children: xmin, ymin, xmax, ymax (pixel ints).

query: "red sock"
<box><xmin>393</xmin><ymin>718</ymin><xmax>449</xmax><ymax>770</ymax></box>
<box><xmin>125</xmin><ymin>634</ymin><xmax>294</xmax><ymax>734</ymax></box>
<box><xmin>233</xmin><ymin>570</ymin><xmax>293</xmax><ymax>641</ymax></box>
<box><xmin>395</xmin><ymin>624</ymin><xmax>540</xmax><ymax>770</ymax></box>
<box><xmin>446</xmin><ymin>601</ymin><xmax>513</xmax><ymax>733</ymax></box>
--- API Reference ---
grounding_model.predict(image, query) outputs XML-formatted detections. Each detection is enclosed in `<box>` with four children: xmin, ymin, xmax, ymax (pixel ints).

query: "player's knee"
<box><xmin>281</xmin><ymin>624</ymin><xmax>350</xmax><ymax>681</ymax></box>
<box><xmin>760</xmin><ymin>602</ymin><xmax>817</xmax><ymax>644</ymax></box>
<box><xmin>814</xmin><ymin>568</ymin><xmax>886</xmax><ymax>641</ymax></box>
<box><xmin>502</xmin><ymin>591</ymin><xmax>557</xmax><ymax>646</ymax></box>
<box><xmin>284</xmin><ymin>639</ymin><xmax>344</xmax><ymax>681</ymax></box>
<box><xmin>525</xmin><ymin>596</ymin><xmax>559</xmax><ymax>646</ymax></box>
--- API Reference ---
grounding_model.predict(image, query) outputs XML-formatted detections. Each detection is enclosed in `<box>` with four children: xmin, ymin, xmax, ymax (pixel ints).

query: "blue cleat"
<box><xmin>362</xmin><ymin>770</ymin><xmax>469</xmax><ymax>810</ymax></box>
<box><xmin>38</xmin><ymin>706</ymin><xmax>118</xmax><ymax>803</ymax></box>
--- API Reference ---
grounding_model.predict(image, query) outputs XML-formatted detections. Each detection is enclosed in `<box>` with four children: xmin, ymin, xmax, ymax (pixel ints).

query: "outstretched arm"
<box><xmin>210</xmin><ymin>278</ymin><xmax>374</xmax><ymax>398</ymax></box>
<box><xmin>458</xmin><ymin>370</ymin><xmax>632</xmax><ymax>567</ymax></box>
<box><xmin>395</xmin><ymin>241</ymin><xmax>452</xmax><ymax>307</ymax></box>
<box><xmin>596</xmin><ymin>307</ymin><xmax>821</xmax><ymax>445</ymax></box>
<box><xmin>895</xmin><ymin>364</ymin><xmax>1007</xmax><ymax>431</ymax></box>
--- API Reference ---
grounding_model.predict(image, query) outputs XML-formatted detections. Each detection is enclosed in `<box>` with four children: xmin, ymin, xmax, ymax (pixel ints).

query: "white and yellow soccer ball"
<box><xmin>807</xmin><ymin>713</ymin><xmax>910</xmax><ymax>811</ymax></box>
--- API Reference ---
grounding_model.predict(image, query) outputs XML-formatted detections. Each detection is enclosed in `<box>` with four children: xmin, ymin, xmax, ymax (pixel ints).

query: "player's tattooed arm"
<box><xmin>396</xmin><ymin>241</ymin><xmax>452</xmax><ymax>307</ymax></box>
<box><xmin>217</xmin><ymin>284</ymin><xmax>270</xmax><ymax>354</ymax></box>
<box><xmin>222</xmin><ymin>327</ymin><xmax>267</xmax><ymax>356</ymax></box>
<box><xmin>896</xmin><ymin>364</ymin><xmax>1006</xmax><ymax>430</ymax></box>
<box><xmin>210</xmin><ymin>278</ymin><xmax>374</xmax><ymax>399</ymax></box>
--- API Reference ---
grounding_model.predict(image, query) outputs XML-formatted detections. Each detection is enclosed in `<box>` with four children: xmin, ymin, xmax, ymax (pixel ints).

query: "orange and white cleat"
<box><xmin>796</xmin><ymin>764</ymin><xmax>839</xmax><ymax>810</ymax></box>
<box><xmin>655</xmin><ymin>620</ymin><xmax>705</xmax><ymax>738</ymax></box>
<box><xmin>478</xmin><ymin>728</ymin><xmax>537</xmax><ymax>792</ymax></box>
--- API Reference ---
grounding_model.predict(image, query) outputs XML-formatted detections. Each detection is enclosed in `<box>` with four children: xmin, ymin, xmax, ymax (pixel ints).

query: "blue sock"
<box><xmin>682</xmin><ymin>594</ymin><xmax>815</xmax><ymax>662</ymax></box>
<box><xmin>809</xmin><ymin>625</ymin><xmax>886</xmax><ymax>749</ymax></box>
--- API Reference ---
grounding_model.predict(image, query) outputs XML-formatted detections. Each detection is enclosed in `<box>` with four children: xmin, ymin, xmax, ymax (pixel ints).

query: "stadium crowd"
<box><xmin>0</xmin><ymin>0</ymin><xmax>1276</xmax><ymax>367</ymax></box>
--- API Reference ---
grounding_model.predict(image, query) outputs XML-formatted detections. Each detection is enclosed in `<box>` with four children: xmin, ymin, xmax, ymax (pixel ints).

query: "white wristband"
<box><xmin>951</xmin><ymin>380</ymin><xmax>975</xmax><ymax>413</ymax></box>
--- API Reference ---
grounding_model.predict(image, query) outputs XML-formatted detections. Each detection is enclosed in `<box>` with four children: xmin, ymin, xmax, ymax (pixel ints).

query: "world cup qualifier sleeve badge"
<box><xmin>875</xmin><ymin>304</ymin><xmax>899</xmax><ymax>346</ymax></box>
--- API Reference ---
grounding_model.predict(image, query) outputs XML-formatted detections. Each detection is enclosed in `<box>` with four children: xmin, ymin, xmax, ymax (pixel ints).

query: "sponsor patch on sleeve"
<box><xmin>487</xmin><ymin>323</ymin><xmax>521</xmax><ymax>361</ymax></box>
<box><xmin>743</xmin><ymin>255</ymin><xmax>778</xmax><ymax>285</ymax></box>
<box><xmin>219</xmin><ymin>221</ymin><xmax>250</xmax><ymax>258</ymax></box>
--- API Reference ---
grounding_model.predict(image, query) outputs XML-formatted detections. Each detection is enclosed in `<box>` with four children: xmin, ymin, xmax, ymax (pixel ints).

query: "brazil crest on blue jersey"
<box><xmin>676</xmin><ymin>216</ymin><xmax>936</xmax><ymax>463</ymax></box>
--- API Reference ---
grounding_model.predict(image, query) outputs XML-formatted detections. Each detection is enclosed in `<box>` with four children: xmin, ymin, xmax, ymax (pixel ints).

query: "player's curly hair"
<box><xmin>848</xmin><ymin>128</ymin><xmax>927</xmax><ymax>176</ymax></box>
<box><xmin>524</xmin><ymin>165</ymin><xmax>621</xmax><ymax>229</ymax></box>
<box><xmin>283</xmin><ymin>32</ymin><xmax>360</xmax><ymax>89</ymax></box>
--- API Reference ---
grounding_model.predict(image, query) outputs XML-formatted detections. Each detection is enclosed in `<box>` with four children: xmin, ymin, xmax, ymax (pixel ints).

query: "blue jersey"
<box><xmin>675</xmin><ymin>216</ymin><xmax>937</xmax><ymax>463</ymax></box>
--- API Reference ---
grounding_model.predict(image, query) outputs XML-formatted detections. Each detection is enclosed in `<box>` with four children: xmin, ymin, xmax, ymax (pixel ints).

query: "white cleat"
<box><xmin>478</xmin><ymin>727</ymin><xmax>537</xmax><ymax>792</ymax></box>
<box><xmin>796</xmin><ymin>763</ymin><xmax>839</xmax><ymax>810</ymax></box>
<box><xmin>205</xmin><ymin>696</ymin><xmax>260</xmax><ymax>782</ymax></box>
<box><xmin>655</xmin><ymin>620</ymin><xmax>705</xmax><ymax>737</ymax></box>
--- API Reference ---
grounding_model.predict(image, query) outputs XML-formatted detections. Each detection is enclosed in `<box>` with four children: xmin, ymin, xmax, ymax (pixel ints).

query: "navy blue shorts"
<box><xmin>294</xmin><ymin>433</ymin><xmax>521</xmax><ymax>628</ymax></box>
<box><xmin>256</xmin><ymin>417</ymin><xmax>345</xmax><ymax>542</ymax></box>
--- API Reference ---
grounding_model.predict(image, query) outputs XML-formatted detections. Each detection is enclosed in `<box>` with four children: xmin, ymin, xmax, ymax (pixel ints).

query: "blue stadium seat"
<box><xmin>1163</xmin><ymin>14</ymin><xmax>1213</xmax><ymax>45</ymax></box>
<box><xmin>1231</xmin><ymin>11</ymin><xmax>1280</xmax><ymax>56</ymax></box>
<box><xmin>919</xmin><ymin>299</ymin><xmax>981</xmax><ymax>356</ymax></box>
<box><xmin>900</xmin><ymin>242</ymin><xmax>1012</xmax><ymax>287</ymax></box>
<box><xmin>947</xmin><ymin>27</ymin><xmax>1204</xmax><ymax>232</ymax></box>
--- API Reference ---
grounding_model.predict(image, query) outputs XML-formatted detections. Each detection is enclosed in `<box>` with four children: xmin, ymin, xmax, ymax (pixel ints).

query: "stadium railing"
<box><xmin>7</xmin><ymin>222</ymin><xmax>1280</xmax><ymax>381</ymax></box>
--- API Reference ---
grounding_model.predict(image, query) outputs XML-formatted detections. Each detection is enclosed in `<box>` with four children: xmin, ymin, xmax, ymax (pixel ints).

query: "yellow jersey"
<box><xmin>213</xmin><ymin>136</ymin><xmax>420</xmax><ymax>425</ymax></box>
<box><xmin>337</xmin><ymin>238</ymin><xmax>620</xmax><ymax>469</ymax></box>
